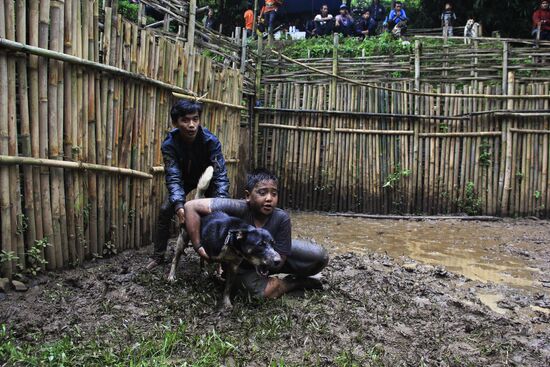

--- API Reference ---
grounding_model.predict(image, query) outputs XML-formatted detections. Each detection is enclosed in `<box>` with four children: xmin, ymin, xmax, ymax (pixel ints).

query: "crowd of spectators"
<box><xmin>308</xmin><ymin>1</ymin><xmax>409</xmax><ymax>38</ymax></box>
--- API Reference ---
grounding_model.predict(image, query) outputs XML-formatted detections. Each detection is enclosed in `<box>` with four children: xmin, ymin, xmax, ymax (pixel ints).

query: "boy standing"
<box><xmin>147</xmin><ymin>100</ymin><xmax>230</xmax><ymax>270</ymax></box>
<box><xmin>441</xmin><ymin>3</ymin><xmax>457</xmax><ymax>37</ymax></box>
<box><xmin>184</xmin><ymin>169</ymin><xmax>329</xmax><ymax>299</ymax></box>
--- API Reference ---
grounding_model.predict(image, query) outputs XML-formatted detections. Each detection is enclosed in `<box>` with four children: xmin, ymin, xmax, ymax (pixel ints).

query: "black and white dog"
<box><xmin>199</xmin><ymin>212</ymin><xmax>281</xmax><ymax>308</ymax></box>
<box><xmin>167</xmin><ymin>167</ymin><xmax>281</xmax><ymax>308</ymax></box>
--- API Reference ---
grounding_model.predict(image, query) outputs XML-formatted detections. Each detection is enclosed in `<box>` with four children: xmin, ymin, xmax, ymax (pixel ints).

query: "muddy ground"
<box><xmin>1</xmin><ymin>217</ymin><xmax>549</xmax><ymax>366</ymax></box>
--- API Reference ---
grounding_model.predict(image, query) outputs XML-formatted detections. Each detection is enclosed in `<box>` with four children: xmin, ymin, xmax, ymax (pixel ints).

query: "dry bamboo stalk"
<box><xmin>16</xmin><ymin>0</ymin><xmax>36</xmax><ymax>269</ymax></box>
<box><xmin>38</xmin><ymin>0</ymin><xmax>56</xmax><ymax>269</ymax></box>
<box><xmin>49</xmin><ymin>2</ymin><xmax>63</xmax><ymax>267</ymax></box>
<box><xmin>28</xmin><ymin>0</ymin><xmax>44</xmax><ymax>259</ymax></box>
<box><xmin>5</xmin><ymin>0</ymin><xmax>24</xmax><ymax>268</ymax></box>
<box><xmin>0</xmin><ymin>0</ymin><xmax>13</xmax><ymax>278</ymax></box>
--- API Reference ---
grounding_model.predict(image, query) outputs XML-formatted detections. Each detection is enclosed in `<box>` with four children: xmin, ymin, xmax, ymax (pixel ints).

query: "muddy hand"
<box><xmin>176</xmin><ymin>208</ymin><xmax>185</xmax><ymax>225</ymax></box>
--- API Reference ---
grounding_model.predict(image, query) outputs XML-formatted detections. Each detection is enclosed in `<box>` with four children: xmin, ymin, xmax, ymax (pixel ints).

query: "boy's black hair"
<box><xmin>245</xmin><ymin>168</ymin><xmax>278</xmax><ymax>191</ymax></box>
<box><xmin>170</xmin><ymin>100</ymin><xmax>203</xmax><ymax>123</ymax></box>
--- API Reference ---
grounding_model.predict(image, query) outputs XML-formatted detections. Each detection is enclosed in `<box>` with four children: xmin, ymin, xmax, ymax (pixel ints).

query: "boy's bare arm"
<box><xmin>184</xmin><ymin>199</ymin><xmax>212</xmax><ymax>250</ymax></box>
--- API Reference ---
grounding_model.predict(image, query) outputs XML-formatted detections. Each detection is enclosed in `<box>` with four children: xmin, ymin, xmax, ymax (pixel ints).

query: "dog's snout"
<box><xmin>272</xmin><ymin>258</ymin><xmax>281</xmax><ymax>268</ymax></box>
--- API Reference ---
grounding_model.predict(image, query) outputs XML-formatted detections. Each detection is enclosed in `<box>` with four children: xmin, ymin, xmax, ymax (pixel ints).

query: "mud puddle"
<box><xmin>291</xmin><ymin>212</ymin><xmax>550</xmax><ymax>317</ymax></box>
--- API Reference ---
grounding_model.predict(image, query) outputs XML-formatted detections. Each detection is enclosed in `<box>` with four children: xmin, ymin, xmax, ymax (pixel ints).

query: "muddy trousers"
<box><xmin>234</xmin><ymin>239</ymin><xmax>329</xmax><ymax>298</ymax></box>
<box><xmin>277</xmin><ymin>239</ymin><xmax>329</xmax><ymax>277</ymax></box>
<box><xmin>152</xmin><ymin>198</ymin><xmax>178</xmax><ymax>262</ymax></box>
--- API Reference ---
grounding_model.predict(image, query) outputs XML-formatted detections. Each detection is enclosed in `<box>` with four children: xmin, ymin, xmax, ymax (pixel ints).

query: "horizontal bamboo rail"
<box><xmin>329</xmin><ymin>213</ymin><xmax>501</xmax><ymax>221</ymax></box>
<box><xmin>418</xmin><ymin>132</ymin><xmax>502</xmax><ymax>137</ymax></box>
<box><xmin>509</xmin><ymin>128</ymin><xmax>550</xmax><ymax>134</ymax></box>
<box><xmin>172</xmin><ymin>92</ymin><xmax>246</xmax><ymax>110</ymax></box>
<box><xmin>0</xmin><ymin>155</ymin><xmax>153</xmax><ymax>179</ymax></box>
<box><xmin>150</xmin><ymin>158</ymin><xmax>241</xmax><ymax>173</ymax></box>
<box><xmin>0</xmin><ymin>38</ymin><xmax>242</xmax><ymax>111</ymax></box>
<box><xmin>259</xmin><ymin>123</ymin><xmax>414</xmax><ymax>135</ymax></box>
<box><xmin>255</xmin><ymin>107</ymin><xmax>468</xmax><ymax>121</ymax></box>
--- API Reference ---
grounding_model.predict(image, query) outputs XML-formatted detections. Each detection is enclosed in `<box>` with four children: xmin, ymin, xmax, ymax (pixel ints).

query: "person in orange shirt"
<box><xmin>259</xmin><ymin>0</ymin><xmax>283</xmax><ymax>34</ymax></box>
<box><xmin>244</xmin><ymin>4</ymin><xmax>254</xmax><ymax>37</ymax></box>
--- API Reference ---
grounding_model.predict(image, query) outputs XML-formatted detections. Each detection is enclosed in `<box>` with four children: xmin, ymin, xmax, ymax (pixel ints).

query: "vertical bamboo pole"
<box><xmin>16</xmin><ymin>0</ymin><xmax>35</xmax><ymax>269</ymax></box>
<box><xmin>0</xmin><ymin>0</ymin><xmax>13</xmax><ymax>277</ymax></box>
<box><xmin>63</xmin><ymin>0</ymin><xmax>76</xmax><ymax>264</ymax></box>
<box><xmin>185</xmin><ymin>0</ymin><xmax>196</xmax><ymax>89</ymax></box>
<box><xmin>5</xmin><ymin>0</ymin><xmax>24</xmax><ymax>269</ymax></box>
<box><xmin>29</xmin><ymin>0</ymin><xmax>44</xmax><ymax>255</ymax></box>
<box><xmin>253</xmin><ymin>35</ymin><xmax>263</xmax><ymax>167</ymax></box>
<box><xmin>501</xmin><ymin>72</ymin><xmax>515</xmax><ymax>215</ymax></box>
<box><xmin>39</xmin><ymin>0</ymin><xmax>56</xmax><ymax>269</ymax></box>
<box><xmin>328</xmin><ymin>33</ymin><xmax>338</xmax><ymax>211</ymax></box>
<box><xmin>502</xmin><ymin>41</ymin><xmax>509</xmax><ymax>95</ymax></box>
<box><xmin>48</xmin><ymin>1</ymin><xmax>63</xmax><ymax>267</ymax></box>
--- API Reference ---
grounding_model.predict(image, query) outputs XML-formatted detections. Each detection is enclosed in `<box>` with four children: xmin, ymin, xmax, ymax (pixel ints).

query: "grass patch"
<box><xmin>0</xmin><ymin>323</ymin><xmax>238</xmax><ymax>366</ymax></box>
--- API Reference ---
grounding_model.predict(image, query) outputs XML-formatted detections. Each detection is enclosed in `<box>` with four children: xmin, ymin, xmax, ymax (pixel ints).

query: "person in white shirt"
<box><xmin>313</xmin><ymin>4</ymin><xmax>334</xmax><ymax>36</ymax></box>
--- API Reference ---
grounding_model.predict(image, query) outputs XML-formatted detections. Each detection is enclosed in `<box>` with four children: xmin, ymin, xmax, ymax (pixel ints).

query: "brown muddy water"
<box><xmin>291</xmin><ymin>212</ymin><xmax>550</xmax><ymax>315</ymax></box>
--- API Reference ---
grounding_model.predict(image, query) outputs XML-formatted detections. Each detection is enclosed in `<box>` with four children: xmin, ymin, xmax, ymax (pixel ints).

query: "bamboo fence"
<box><xmin>257</xmin><ymin>37</ymin><xmax>550</xmax><ymax>218</ymax></box>
<box><xmin>0</xmin><ymin>0</ymin><xmax>245</xmax><ymax>278</ymax></box>
<box><xmin>263</xmin><ymin>37</ymin><xmax>550</xmax><ymax>84</ymax></box>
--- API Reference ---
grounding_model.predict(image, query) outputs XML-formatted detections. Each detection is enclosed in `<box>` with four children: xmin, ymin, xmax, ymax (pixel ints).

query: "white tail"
<box><xmin>195</xmin><ymin>166</ymin><xmax>214</xmax><ymax>199</ymax></box>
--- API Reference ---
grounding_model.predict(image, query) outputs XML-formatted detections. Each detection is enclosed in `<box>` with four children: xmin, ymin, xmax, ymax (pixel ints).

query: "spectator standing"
<box><xmin>335</xmin><ymin>4</ymin><xmax>355</xmax><ymax>36</ymax></box>
<box><xmin>260</xmin><ymin>0</ymin><xmax>283</xmax><ymax>35</ymax></box>
<box><xmin>357</xmin><ymin>9</ymin><xmax>377</xmax><ymax>38</ymax></box>
<box><xmin>204</xmin><ymin>7</ymin><xmax>215</xmax><ymax>30</ymax></box>
<box><xmin>244</xmin><ymin>4</ymin><xmax>254</xmax><ymax>37</ymax></box>
<box><xmin>384</xmin><ymin>1</ymin><xmax>408</xmax><ymax>33</ymax></box>
<box><xmin>369</xmin><ymin>0</ymin><xmax>386</xmax><ymax>23</ymax></box>
<box><xmin>441</xmin><ymin>3</ymin><xmax>457</xmax><ymax>37</ymax></box>
<box><xmin>533</xmin><ymin>0</ymin><xmax>550</xmax><ymax>41</ymax></box>
<box><xmin>314</xmin><ymin>4</ymin><xmax>334</xmax><ymax>36</ymax></box>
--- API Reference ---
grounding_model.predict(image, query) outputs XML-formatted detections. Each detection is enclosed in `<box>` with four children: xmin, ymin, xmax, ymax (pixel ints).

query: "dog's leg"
<box><xmin>166</xmin><ymin>166</ymin><xmax>212</xmax><ymax>282</ymax></box>
<box><xmin>222</xmin><ymin>264</ymin><xmax>238</xmax><ymax>309</ymax></box>
<box><xmin>167</xmin><ymin>226</ymin><xmax>187</xmax><ymax>283</ymax></box>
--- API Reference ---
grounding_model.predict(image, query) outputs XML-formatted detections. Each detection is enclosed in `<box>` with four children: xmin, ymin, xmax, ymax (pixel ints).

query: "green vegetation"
<box><xmin>281</xmin><ymin>33</ymin><xmax>413</xmax><ymax>59</ymax></box>
<box><xmin>383</xmin><ymin>165</ymin><xmax>411</xmax><ymax>189</ymax></box>
<box><xmin>24</xmin><ymin>238</ymin><xmax>50</xmax><ymax>276</ymax></box>
<box><xmin>479</xmin><ymin>138</ymin><xmax>492</xmax><ymax>167</ymax></box>
<box><xmin>457</xmin><ymin>181</ymin><xmax>482</xmax><ymax>215</ymax></box>
<box><xmin>119</xmin><ymin>0</ymin><xmax>139</xmax><ymax>23</ymax></box>
<box><xmin>0</xmin><ymin>322</ymin><xmax>238</xmax><ymax>366</ymax></box>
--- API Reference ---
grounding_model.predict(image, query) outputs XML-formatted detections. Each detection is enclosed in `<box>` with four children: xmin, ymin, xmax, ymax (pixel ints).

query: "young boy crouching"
<box><xmin>184</xmin><ymin>169</ymin><xmax>329</xmax><ymax>299</ymax></box>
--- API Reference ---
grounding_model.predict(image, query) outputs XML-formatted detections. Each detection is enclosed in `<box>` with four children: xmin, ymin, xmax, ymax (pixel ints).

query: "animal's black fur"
<box><xmin>200</xmin><ymin>212</ymin><xmax>281</xmax><ymax>308</ymax></box>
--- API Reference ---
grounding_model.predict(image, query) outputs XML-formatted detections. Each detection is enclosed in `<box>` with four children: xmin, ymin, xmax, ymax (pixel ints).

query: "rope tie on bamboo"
<box><xmin>271</xmin><ymin>49</ymin><xmax>550</xmax><ymax>100</ymax></box>
<box><xmin>186</xmin><ymin>90</ymin><xmax>209</xmax><ymax>103</ymax></box>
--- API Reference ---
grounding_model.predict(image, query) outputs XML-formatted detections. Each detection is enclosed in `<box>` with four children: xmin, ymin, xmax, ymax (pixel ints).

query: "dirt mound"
<box><xmin>1</xmin><ymin>246</ymin><xmax>549</xmax><ymax>366</ymax></box>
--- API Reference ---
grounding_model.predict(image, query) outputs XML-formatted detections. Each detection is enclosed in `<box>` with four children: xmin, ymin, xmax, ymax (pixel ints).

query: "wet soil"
<box><xmin>1</xmin><ymin>215</ymin><xmax>549</xmax><ymax>366</ymax></box>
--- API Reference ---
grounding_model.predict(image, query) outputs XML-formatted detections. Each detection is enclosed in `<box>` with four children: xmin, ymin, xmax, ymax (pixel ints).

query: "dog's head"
<box><xmin>225</xmin><ymin>227</ymin><xmax>282</xmax><ymax>277</ymax></box>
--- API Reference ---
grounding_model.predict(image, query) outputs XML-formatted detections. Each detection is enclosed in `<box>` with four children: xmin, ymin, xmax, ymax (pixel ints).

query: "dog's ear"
<box><xmin>226</xmin><ymin>229</ymin><xmax>248</xmax><ymax>246</ymax></box>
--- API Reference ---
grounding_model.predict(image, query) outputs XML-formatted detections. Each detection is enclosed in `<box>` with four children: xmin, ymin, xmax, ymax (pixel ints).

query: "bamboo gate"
<box><xmin>256</xmin><ymin>36</ymin><xmax>550</xmax><ymax>217</ymax></box>
<box><xmin>0</xmin><ymin>0</ymin><xmax>249</xmax><ymax>278</ymax></box>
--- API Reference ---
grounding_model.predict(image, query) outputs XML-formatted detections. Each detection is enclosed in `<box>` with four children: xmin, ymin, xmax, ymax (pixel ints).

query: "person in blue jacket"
<box><xmin>383</xmin><ymin>1</ymin><xmax>408</xmax><ymax>33</ymax></box>
<box><xmin>147</xmin><ymin>100</ymin><xmax>230</xmax><ymax>270</ymax></box>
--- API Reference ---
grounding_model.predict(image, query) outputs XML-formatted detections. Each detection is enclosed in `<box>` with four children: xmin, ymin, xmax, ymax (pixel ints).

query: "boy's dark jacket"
<box><xmin>162</xmin><ymin>126</ymin><xmax>230</xmax><ymax>212</ymax></box>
